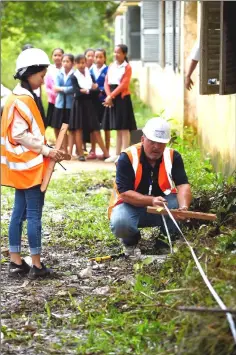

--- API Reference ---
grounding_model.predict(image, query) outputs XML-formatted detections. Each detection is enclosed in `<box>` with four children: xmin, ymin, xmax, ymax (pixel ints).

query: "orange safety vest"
<box><xmin>1</xmin><ymin>92</ymin><xmax>49</xmax><ymax>189</ymax></box>
<box><xmin>108</xmin><ymin>143</ymin><xmax>177</xmax><ymax>219</ymax></box>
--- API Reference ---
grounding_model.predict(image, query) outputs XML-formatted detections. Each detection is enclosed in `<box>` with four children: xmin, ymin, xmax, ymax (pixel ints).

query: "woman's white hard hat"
<box><xmin>142</xmin><ymin>117</ymin><xmax>171</xmax><ymax>143</ymax></box>
<box><xmin>16</xmin><ymin>48</ymin><xmax>50</xmax><ymax>72</ymax></box>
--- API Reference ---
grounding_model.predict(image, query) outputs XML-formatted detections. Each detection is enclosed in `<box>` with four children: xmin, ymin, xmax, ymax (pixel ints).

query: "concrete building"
<box><xmin>114</xmin><ymin>1</ymin><xmax>236</xmax><ymax>175</ymax></box>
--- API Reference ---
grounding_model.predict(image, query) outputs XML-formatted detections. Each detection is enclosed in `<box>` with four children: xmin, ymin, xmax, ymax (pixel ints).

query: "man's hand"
<box><xmin>185</xmin><ymin>76</ymin><xmax>194</xmax><ymax>90</ymax></box>
<box><xmin>173</xmin><ymin>206</ymin><xmax>189</xmax><ymax>220</ymax></box>
<box><xmin>48</xmin><ymin>149</ymin><xmax>64</xmax><ymax>162</ymax></box>
<box><xmin>152</xmin><ymin>196</ymin><xmax>167</xmax><ymax>207</ymax></box>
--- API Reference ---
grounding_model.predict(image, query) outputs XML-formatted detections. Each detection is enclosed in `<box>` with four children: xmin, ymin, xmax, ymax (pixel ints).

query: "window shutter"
<box><xmin>219</xmin><ymin>1</ymin><xmax>236</xmax><ymax>95</ymax></box>
<box><xmin>200</xmin><ymin>2</ymin><xmax>220</xmax><ymax>95</ymax></box>
<box><xmin>127</xmin><ymin>6</ymin><xmax>141</xmax><ymax>60</ymax></box>
<box><xmin>174</xmin><ymin>0</ymin><xmax>181</xmax><ymax>71</ymax></box>
<box><xmin>141</xmin><ymin>1</ymin><xmax>160</xmax><ymax>63</ymax></box>
<box><xmin>165</xmin><ymin>1</ymin><xmax>174</xmax><ymax>68</ymax></box>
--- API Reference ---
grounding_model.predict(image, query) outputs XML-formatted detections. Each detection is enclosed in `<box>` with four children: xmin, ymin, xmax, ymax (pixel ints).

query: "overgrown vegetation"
<box><xmin>1</xmin><ymin>129</ymin><xmax>236</xmax><ymax>354</ymax></box>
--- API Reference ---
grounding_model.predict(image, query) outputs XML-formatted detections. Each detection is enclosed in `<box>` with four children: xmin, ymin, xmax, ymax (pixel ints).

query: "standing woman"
<box><xmin>51</xmin><ymin>53</ymin><xmax>75</xmax><ymax>154</ymax></box>
<box><xmin>44</xmin><ymin>48</ymin><xmax>64</xmax><ymax>128</ymax></box>
<box><xmin>84</xmin><ymin>48</ymin><xmax>95</xmax><ymax>70</ymax></box>
<box><xmin>1</xmin><ymin>48</ymin><xmax>64</xmax><ymax>279</ymax></box>
<box><xmin>69</xmin><ymin>54</ymin><xmax>109</xmax><ymax>161</ymax></box>
<box><xmin>102</xmin><ymin>44</ymin><xmax>137</xmax><ymax>163</ymax></box>
<box><xmin>89</xmin><ymin>48</ymin><xmax>110</xmax><ymax>158</ymax></box>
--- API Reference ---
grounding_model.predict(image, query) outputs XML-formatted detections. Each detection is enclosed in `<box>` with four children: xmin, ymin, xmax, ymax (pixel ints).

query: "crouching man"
<box><xmin>108</xmin><ymin>117</ymin><xmax>192</xmax><ymax>256</ymax></box>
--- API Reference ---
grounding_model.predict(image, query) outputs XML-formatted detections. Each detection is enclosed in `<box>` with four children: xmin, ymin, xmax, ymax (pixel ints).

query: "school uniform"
<box><xmin>45</xmin><ymin>65</ymin><xmax>60</xmax><ymax>127</ymax></box>
<box><xmin>102</xmin><ymin>61</ymin><xmax>137</xmax><ymax>131</ymax></box>
<box><xmin>90</xmin><ymin>64</ymin><xmax>108</xmax><ymax>124</ymax></box>
<box><xmin>69</xmin><ymin>68</ymin><xmax>100</xmax><ymax>135</ymax></box>
<box><xmin>51</xmin><ymin>68</ymin><xmax>74</xmax><ymax>129</ymax></box>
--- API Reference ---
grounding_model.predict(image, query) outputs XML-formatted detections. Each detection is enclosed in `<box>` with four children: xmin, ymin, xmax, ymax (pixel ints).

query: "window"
<box><xmin>141</xmin><ymin>1</ymin><xmax>161</xmax><ymax>63</ymax></box>
<box><xmin>165</xmin><ymin>0</ymin><xmax>181</xmax><ymax>71</ymax></box>
<box><xmin>126</xmin><ymin>6</ymin><xmax>141</xmax><ymax>60</ymax></box>
<box><xmin>200</xmin><ymin>1</ymin><xmax>236</xmax><ymax>95</ymax></box>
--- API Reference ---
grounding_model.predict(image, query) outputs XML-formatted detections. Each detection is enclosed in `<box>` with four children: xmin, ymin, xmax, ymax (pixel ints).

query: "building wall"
<box><xmin>131</xmin><ymin>61</ymin><xmax>184</xmax><ymax>130</ymax></box>
<box><xmin>121</xmin><ymin>1</ymin><xmax>236</xmax><ymax>175</ymax></box>
<box><xmin>197</xmin><ymin>93</ymin><xmax>236</xmax><ymax>175</ymax></box>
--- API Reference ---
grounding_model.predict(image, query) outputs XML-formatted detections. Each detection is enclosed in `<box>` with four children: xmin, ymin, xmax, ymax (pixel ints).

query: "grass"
<box><xmin>1</xmin><ymin>128</ymin><xmax>236</xmax><ymax>354</ymax></box>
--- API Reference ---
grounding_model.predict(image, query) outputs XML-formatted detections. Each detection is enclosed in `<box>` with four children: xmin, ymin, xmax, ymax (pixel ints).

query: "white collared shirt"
<box><xmin>74</xmin><ymin>68</ymin><xmax>93</xmax><ymax>90</ymax></box>
<box><xmin>108</xmin><ymin>60</ymin><xmax>128</xmax><ymax>85</ymax></box>
<box><xmin>92</xmin><ymin>64</ymin><xmax>106</xmax><ymax>80</ymax></box>
<box><xmin>62</xmin><ymin>68</ymin><xmax>74</xmax><ymax>83</ymax></box>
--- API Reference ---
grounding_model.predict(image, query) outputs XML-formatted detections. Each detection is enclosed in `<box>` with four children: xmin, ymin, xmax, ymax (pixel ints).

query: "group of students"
<box><xmin>44</xmin><ymin>45</ymin><xmax>137</xmax><ymax>162</ymax></box>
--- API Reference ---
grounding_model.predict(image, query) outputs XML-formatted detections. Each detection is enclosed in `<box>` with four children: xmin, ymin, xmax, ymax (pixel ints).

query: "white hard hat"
<box><xmin>142</xmin><ymin>117</ymin><xmax>171</xmax><ymax>143</ymax></box>
<box><xmin>16</xmin><ymin>48</ymin><xmax>50</xmax><ymax>72</ymax></box>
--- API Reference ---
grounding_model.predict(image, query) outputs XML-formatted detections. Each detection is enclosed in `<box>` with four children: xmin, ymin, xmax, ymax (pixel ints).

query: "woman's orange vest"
<box><xmin>108</xmin><ymin>143</ymin><xmax>177</xmax><ymax>219</ymax></box>
<box><xmin>1</xmin><ymin>91</ymin><xmax>49</xmax><ymax>189</ymax></box>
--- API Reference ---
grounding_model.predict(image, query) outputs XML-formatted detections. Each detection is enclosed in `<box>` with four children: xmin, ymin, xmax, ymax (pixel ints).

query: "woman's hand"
<box><xmin>92</xmin><ymin>83</ymin><xmax>98</xmax><ymax>89</ymax></box>
<box><xmin>80</xmin><ymin>89</ymin><xmax>88</xmax><ymax>94</ymax></box>
<box><xmin>48</xmin><ymin>149</ymin><xmax>64</xmax><ymax>162</ymax></box>
<box><xmin>103</xmin><ymin>95</ymin><xmax>113</xmax><ymax>107</ymax></box>
<box><xmin>54</xmin><ymin>86</ymin><xmax>63</xmax><ymax>93</ymax></box>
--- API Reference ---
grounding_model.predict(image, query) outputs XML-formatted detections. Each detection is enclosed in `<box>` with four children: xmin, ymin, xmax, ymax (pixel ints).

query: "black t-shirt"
<box><xmin>116</xmin><ymin>146</ymin><xmax>189</xmax><ymax>196</ymax></box>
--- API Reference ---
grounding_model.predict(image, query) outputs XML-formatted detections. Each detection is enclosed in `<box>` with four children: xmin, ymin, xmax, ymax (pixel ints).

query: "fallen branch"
<box><xmin>156</xmin><ymin>288</ymin><xmax>197</xmax><ymax>295</ymax></box>
<box><xmin>177</xmin><ymin>306</ymin><xmax>236</xmax><ymax>315</ymax></box>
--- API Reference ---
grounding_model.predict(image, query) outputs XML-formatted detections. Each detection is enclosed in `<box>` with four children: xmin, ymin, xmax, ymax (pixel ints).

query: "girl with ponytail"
<box><xmin>102</xmin><ymin>44</ymin><xmax>137</xmax><ymax>163</ymax></box>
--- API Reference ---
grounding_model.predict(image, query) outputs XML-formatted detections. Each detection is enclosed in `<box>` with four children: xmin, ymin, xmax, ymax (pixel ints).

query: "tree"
<box><xmin>1</xmin><ymin>1</ymin><xmax>118</xmax><ymax>88</ymax></box>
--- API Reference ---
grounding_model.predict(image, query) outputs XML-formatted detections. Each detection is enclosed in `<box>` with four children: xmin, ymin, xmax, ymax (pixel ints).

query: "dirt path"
<box><xmin>54</xmin><ymin>157</ymin><xmax>116</xmax><ymax>176</ymax></box>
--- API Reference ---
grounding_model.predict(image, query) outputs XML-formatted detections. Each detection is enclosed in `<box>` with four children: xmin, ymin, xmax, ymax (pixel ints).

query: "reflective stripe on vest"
<box><xmin>1</xmin><ymin>154</ymin><xmax>44</xmax><ymax>171</ymax></box>
<box><xmin>108</xmin><ymin>143</ymin><xmax>177</xmax><ymax>219</ymax></box>
<box><xmin>1</xmin><ymin>92</ymin><xmax>48</xmax><ymax>189</ymax></box>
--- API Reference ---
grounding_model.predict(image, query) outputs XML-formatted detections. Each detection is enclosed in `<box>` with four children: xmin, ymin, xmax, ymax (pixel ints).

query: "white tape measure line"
<box><xmin>163</xmin><ymin>203</ymin><xmax>236</xmax><ymax>344</ymax></box>
<box><xmin>161</xmin><ymin>215</ymin><xmax>173</xmax><ymax>254</ymax></box>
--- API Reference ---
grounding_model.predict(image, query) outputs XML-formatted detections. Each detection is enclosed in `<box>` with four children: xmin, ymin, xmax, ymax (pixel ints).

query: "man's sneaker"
<box><xmin>124</xmin><ymin>245</ymin><xmax>142</xmax><ymax>259</ymax></box>
<box><xmin>8</xmin><ymin>259</ymin><xmax>31</xmax><ymax>278</ymax></box>
<box><xmin>28</xmin><ymin>262</ymin><xmax>53</xmax><ymax>280</ymax></box>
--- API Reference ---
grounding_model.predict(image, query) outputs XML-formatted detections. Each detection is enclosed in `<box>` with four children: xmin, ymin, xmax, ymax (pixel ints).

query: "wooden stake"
<box><xmin>147</xmin><ymin>207</ymin><xmax>217</xmax><ymax>221</ymax></box>
<box><xmin>41</xmin><ymin>123</ymin><xmax>70</xmax><ymax>193</ymax></box>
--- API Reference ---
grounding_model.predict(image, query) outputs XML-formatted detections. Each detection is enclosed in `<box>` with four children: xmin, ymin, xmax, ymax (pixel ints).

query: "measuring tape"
<box><xmin>162</xmin><ymin>204</ymin><xmax>236</xmax><ymax>344</ymax></box>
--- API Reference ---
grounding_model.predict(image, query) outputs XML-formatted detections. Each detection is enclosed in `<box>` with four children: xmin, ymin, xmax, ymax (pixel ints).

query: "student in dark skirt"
<box><xmin>45</xmin><ymin>48</ymin><xmax>64</xmax><ymax>128</ymax></box>
<box><xmin>82</xmin><ymin>48</ymin><xmax>96</xmax><ymax>151</ymax></box>
<box><xmin>89</xmin><ymin>48</ymin><xmax>110</xmax><ymax>159</ymax></box>
<box><xmin>51</xmin><ymin>53</ymin><xmax>74</xmax><ymax>153</ymax></box>
<box><xmin>102</xmin><ymin>44</ymin><xmax>137</xmax><ymax>163</ymax></box>
<box><xmin>69</xmin><ymin>54</ymin><xmax>109</xmax><ymax>161</ymax></box>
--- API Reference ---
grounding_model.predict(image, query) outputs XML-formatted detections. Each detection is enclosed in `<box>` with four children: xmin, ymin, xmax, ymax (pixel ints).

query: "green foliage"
<box><xmin>1</xmin><ymin>1</ymin><xmax>118</xmax><ymax>89</ymax></box>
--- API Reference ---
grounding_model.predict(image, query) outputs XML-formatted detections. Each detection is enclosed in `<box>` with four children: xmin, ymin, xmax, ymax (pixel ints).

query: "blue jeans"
<box><xmin>110</xmin><ymin>194</ymin><xmax>179</xmax><ymax>246</ymax></box>
<box><xmin>9</xmin><ymin>185</ymin><xmax>45</xmax><ymax>255</ymax></box>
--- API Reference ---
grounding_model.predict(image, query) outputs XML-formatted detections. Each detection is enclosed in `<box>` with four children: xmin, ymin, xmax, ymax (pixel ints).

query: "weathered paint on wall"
<box><xmin>197</xmin><ymin>93</ymin><xmax>236</xmax><ymax>175</ymax></box>
<box><xmin>131</xmin><ymin>61</ymin><xmax>184</xmax><ymax>130</ymax></box>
